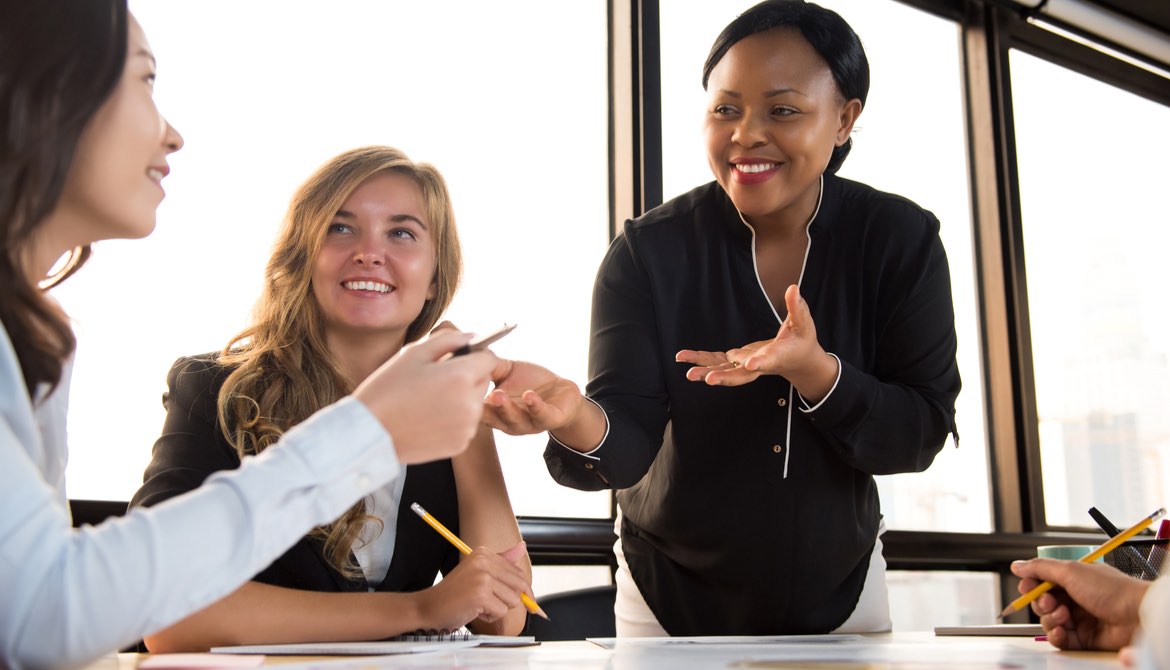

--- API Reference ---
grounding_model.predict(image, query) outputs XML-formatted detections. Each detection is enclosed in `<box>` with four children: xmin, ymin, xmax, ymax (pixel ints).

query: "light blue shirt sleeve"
<box><xmin>0</xmin><ymin>329</ymin><xmax>400</xmax><ymax>670</ymax></box>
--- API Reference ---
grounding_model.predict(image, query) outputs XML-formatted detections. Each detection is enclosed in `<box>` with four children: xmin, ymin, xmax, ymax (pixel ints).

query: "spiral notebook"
<box><xmin>210</xmin><ymin>631</ymin><xmax>537</xmax><ymax>656</ymax></box>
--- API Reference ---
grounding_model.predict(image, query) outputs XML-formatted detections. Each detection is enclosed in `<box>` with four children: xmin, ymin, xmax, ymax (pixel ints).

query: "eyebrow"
<box><xmin>716</xmin><ymin>87</ymin><xmax>808</xmax><ymax>99</ymax></box>
<box><xmin>134</xmin><ymin>47</ymin><xmax>157</xmax><ymax>67</ymax></box>
<box><xmin>334</xmin><ymin>210</ymin><xmax>428</xmax><ymax>229</ymax></box>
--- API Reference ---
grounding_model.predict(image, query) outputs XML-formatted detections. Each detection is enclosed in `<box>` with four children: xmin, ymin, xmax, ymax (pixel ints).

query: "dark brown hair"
<box><xmin>0</xmin><ymin>0</ymin><xmax>127</xmax><ymax>395</ymax></box>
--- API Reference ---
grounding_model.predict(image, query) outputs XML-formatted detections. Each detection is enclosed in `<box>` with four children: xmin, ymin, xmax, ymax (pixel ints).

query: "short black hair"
<box><xmin>702</xmin><ymin>0</ymin><xmax>870</xmax><ymax>174</ymax></box>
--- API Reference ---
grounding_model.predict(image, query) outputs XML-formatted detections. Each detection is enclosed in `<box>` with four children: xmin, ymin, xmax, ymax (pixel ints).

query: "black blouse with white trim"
<box><xmin>544</xmin><ymin>174</ymin><xmax>961</xmax><ymax>635</ymax></box>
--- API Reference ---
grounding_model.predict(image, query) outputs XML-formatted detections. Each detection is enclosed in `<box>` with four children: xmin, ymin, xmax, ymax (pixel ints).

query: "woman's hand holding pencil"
<box><xmin>1007</xmin><ymin>507</ymin><xmax>1164</xmax><ymax>656</ymax></box>
<box><xmin>1002</xmin><ymin>507</ymin><xmax>1164</xmax><ymax>619</ymax></box>
<box><xmin>413</xmin><ymin>503</ymin><xmax>549</xmax><ymax>621</ymax></box>
<box><xmin>411</xmin><ymin>539</ymin><xmax>538</xmax><ymax>632</ymax></box>
<box><xmin>1010</xmin><ymin>558</ymin><xmax>1151</xmax><ymax>653</ymax></box>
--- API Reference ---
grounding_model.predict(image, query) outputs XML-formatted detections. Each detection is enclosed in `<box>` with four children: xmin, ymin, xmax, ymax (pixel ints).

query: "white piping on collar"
<box><xmin>735</xmin><ymin>175</ymin><xmax>823</xmax><ymax>479</ymax></box>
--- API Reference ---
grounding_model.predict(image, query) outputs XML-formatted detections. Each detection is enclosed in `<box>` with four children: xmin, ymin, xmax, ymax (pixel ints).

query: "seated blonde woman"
<box><xmin>131</xmin><ymin>146</ymin><xmax>532</xmax><ymax>651</ymax></box>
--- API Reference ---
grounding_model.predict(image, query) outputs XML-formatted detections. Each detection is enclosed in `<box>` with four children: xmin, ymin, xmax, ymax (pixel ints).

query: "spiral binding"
<box><xmin>391</xmin><ymin>629</ymin><xmax>478</xmax><ymax>642</ymax></box>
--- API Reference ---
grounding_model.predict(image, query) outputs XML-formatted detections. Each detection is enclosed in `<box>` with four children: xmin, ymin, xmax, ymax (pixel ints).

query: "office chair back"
<box><xmin>528</xmin><ymin>584</ymin><xmax>616</xmax><ymax>641</ymax></box>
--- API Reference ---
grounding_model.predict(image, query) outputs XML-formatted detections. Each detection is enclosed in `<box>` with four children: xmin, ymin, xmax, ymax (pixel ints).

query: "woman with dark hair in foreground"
<box><xmin>0</xmin><ymin>3</ymin><xmax>506</xmax><ymax>668</ymax></box>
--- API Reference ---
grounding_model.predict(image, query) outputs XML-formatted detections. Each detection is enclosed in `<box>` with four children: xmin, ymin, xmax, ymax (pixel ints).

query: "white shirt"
<box><xmin>1136</xmin><ymin>574</ymin><xmax>1170</xmax><ymax>669</ymax></box>
<box><xmin>354</xmin><ymin>473</ymin><xmax>407</xmax><ymax>588</ymax></box>
<box><xmin>0</xmin><ymin>322</ymin><xmax>400</xmax><ymax>670</ymax></box>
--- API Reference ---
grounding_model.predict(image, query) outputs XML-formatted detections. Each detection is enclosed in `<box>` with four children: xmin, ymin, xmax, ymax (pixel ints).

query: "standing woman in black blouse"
<box><xmin>486</xmin><ymin>0</ymin><xmax>960</xmax><ymax>636</ymax></box>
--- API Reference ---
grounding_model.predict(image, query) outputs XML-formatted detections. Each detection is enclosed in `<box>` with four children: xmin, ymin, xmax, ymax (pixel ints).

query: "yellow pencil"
<box><xmin>1000</xmin><ymin>507</ymin><xmax>1166</xmax><ymax>619</ymax></box>
<box><xmin>410</xmin><ymin>502</ymin><xmax>549</xmax><ymax>621</ymax></box>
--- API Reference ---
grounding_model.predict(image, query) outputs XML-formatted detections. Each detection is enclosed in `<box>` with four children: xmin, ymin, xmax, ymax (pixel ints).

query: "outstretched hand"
<box><xmin>483</xmin><ymin>359</ymin><xmax>584</xmax><ymax>436</ymax></box>
<box><xmin>1010</xmin><ymin>558</ymin><xmax>1150</xmax><ymax>654</ymax></box>
<box><xmin>676</xmin><ymin>284</ymin><xmax>836</xmax><ymax>398</ymax></box>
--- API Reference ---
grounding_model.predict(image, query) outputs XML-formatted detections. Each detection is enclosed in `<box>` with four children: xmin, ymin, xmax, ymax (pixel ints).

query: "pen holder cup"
<box><xmin>1105</xmin><ymin>538</ymin><xmax>1168</xmax><ymax>580</ymax></box>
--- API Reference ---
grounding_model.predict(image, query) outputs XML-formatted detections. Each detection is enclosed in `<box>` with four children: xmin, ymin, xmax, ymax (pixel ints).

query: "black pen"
<box><xmin>450</xmin><ymin>323</ymin><xmax>516</xmax><ymax>357</ymax></box>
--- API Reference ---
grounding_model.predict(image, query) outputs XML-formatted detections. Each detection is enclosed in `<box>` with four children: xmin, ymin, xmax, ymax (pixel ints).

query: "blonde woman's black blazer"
<box><xmin>131</xmin><ymin>355</ymin><xmax>460</xmax><ymax>593</ymax></box>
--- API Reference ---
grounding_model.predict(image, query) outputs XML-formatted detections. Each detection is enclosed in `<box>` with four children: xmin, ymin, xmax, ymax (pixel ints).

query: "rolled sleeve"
<box><xmin>798</xmin><ymin>353</ymin><xmax>842</xmax><ymax>413</ymax></box>
<box><xmin>548</xmin><ymin>396</ymin><xmax>608</xmax><ymax>459</ymax></box>
<box><xmin>544</xmin><ymin>399</ymin><xmax>613</xmax><ymax>488</ymax></box>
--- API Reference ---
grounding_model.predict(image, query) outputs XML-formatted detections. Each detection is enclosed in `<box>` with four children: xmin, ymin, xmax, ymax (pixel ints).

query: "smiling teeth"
<box><xmin>147</xmin><ymin>168</ymin><xmax>164</xmax><ymax>180</ymax></box>
<box><xmin>344</xmin><ymin>281</ymin><xmax>391</xmax><ymax>293</ymax></box>
<box><xmin>735</xmin><ymin>163</ymin><xmax>776</xmax><ymax>174</ymax></box>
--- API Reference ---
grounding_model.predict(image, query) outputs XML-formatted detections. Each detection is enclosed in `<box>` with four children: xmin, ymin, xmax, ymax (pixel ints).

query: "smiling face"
<box><xmin>310</xmin><ymin>171</ymin><xmax>437</xmax><ymax>346</ymax></box>
<box><xmin>45</xmin><ymin>16</ymin><xmax>183</xmax><ymax>259</ymax></box>
<box><xmin>703</xmin><ymin>27</ymin><xmax>860</xmax><ymax>230</ymax></box>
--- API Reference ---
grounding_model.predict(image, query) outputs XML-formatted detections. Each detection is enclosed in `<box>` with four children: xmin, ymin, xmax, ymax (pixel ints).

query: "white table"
<box><xmin>86</xmin><ymin>633</ymin><xmax>1124</xmax><ymax>669</ymax></box>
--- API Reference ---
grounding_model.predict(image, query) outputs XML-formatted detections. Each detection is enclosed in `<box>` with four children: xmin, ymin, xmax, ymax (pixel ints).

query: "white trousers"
<box><xmin>612</xmin><ymin>509</ymin><xmax>892</xmax><ymax>636</ymax></box>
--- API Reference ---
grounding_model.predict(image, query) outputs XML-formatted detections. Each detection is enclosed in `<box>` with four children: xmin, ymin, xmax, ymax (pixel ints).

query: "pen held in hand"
<box><xmin>1000</xmin><ymin>507</ymin><xmax>1166</xmax><ymax>619</ymax></box>
<box><xmin>449</xmin><ymin>323</ymin><xmax>517</xmax><ymax>358</ymax></box>
<box><xmin>410</xmin><ymin>502</ymin><xmax>549</xmax><ymax>620</ymax></box>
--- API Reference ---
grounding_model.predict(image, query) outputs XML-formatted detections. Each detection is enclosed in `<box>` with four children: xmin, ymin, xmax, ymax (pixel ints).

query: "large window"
<box><xmin>52</xmin><ymin>0</ymin><xmax>1170</xmax><ymax>611</ymax></box>
<box><xmin>56</xmin><ymin>0</ymin><xmax>611</xmax><ymax>536</ymax></box>
<box><xmin>888</xmin><ymin>571</ymin><xmax>998</xmax><ymax>630</ymax></box>
<box><xmin>660</xmin><ymin>0</ymin><xmax>990</xmax><ymax>534</ymax></box>
<box><xmin>1011</xmin><ymin>49</ymin><xmax>1170</xmax><ymax>529</ymax></box>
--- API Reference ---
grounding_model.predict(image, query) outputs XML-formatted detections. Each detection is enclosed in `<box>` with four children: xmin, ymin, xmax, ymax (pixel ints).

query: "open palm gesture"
<box><xmin>676</xmin><ymin>284</ymin><xmax>837</xmax><ymax>400</ymax></box>
<box><xmin>483</xmin><ymin>359</ymin><xmax>584</xmax><ymax>436</ymax></box>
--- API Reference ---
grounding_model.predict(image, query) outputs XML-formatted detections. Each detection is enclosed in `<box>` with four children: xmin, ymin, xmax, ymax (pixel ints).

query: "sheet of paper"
<box><xmin>209</xmin><ymin>640</ymin><xmax>478</xmax><ymax>655</ymax></box>
<box><xmin>726</xmin><ymin>662</ymin><xmax>1036</xmax><ymax>669</ymax></box>
<box><xmin>470</xmin><ymin>635</ymin><xmax>539</xmax><ymax>647</ymax></box>
<box><xmin>138</xmin><ymin>653</ymin><xmax>265</xmax><ymax>669</ymax></box>
<box><xmin>586</xmin><ymin>634</ymin><xmax>863</xmax><ymax>649</ymax></box>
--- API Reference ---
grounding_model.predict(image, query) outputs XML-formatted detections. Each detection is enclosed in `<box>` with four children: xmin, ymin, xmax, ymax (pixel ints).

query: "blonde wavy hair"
<box><xmin>216</xmin><ymin>146</ymin><xmax>463</xmax><ymax>577</ymax></box>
